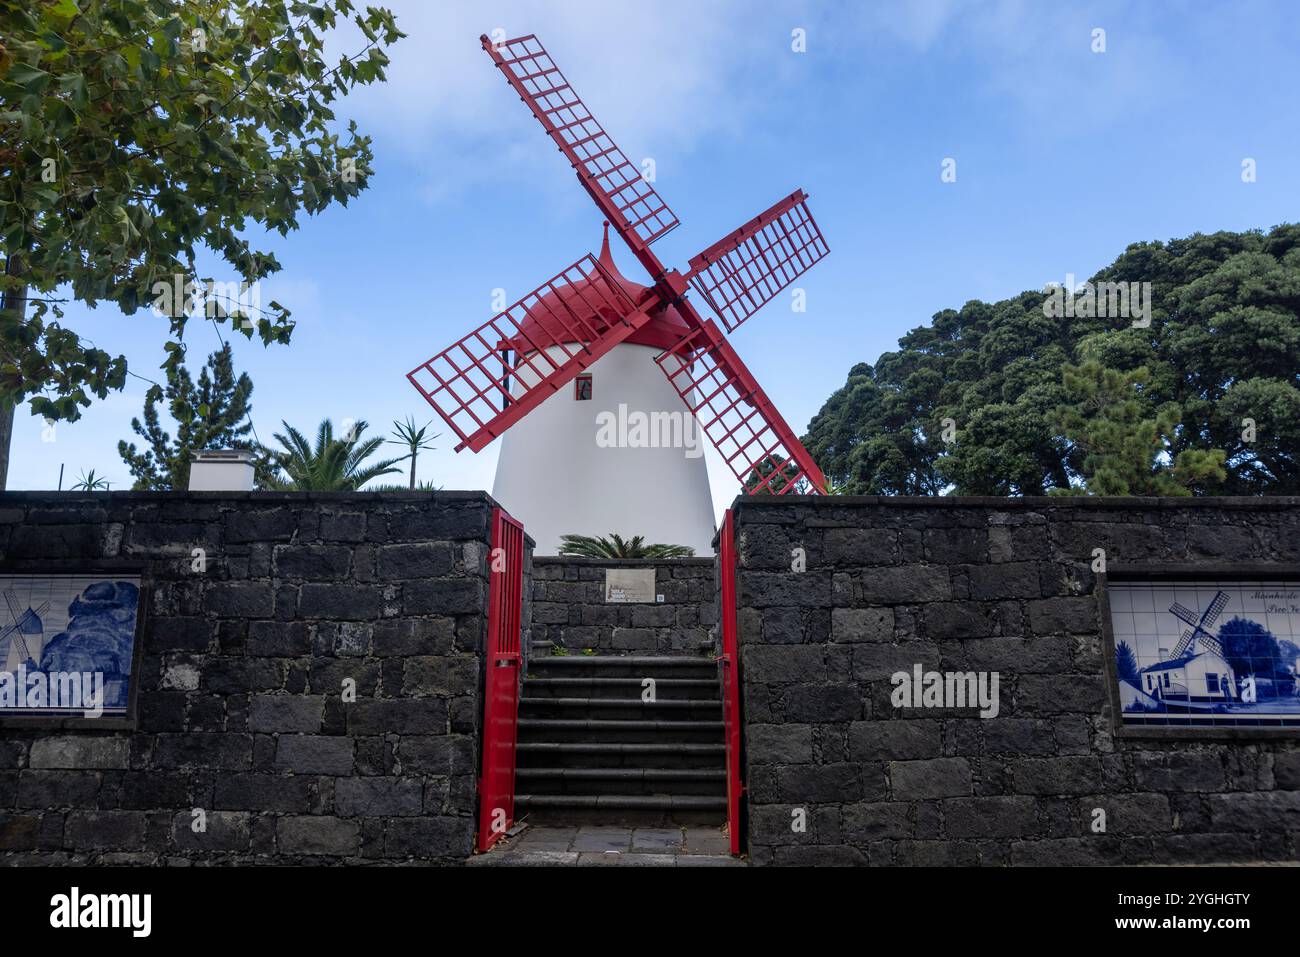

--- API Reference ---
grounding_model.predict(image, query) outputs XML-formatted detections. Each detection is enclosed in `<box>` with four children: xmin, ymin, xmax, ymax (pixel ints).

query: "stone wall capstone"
<box><xmin>730</xmin><ymin>496</ymin><xmax>1300</xmax><ymax>866</ymax></box>
<box><xmin>0</xmin><ymin>491</ymin><xmax>526</xmax><ymax>865</ymax></box>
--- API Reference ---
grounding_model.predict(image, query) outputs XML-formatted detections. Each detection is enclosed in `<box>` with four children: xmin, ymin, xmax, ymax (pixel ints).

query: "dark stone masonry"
<box><xmin>730</xmin><ymin>496</ymin><xmax>1300</xmax><ymax>866</ymax></box>
<box><xmin>3</xmin><ymin>489</ymin><xmax>1297</xmax><ymax>867</ymax></box>
<box><xmin>529</xmin><ymin>557</ymin><xmax>715</xmax><ymax>656</ymax></box>
<box><xmin>0</xmin><ymin>491</ymin><xmax>525</xmax><ymax>865</ymax></box>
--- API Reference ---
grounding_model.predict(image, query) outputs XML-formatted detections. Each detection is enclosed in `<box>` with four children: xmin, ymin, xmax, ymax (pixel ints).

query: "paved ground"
<box><xmin>466</xmin><ymin>825</ymin><xmax>747</xmax><ymax>866</ymax></box>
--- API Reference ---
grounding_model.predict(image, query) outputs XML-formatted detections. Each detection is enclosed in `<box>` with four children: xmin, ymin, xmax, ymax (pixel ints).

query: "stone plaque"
<box><xmin>604</xmin><ymin>568</ymin><xmax>656</xmax><ymax>604</ymax></box>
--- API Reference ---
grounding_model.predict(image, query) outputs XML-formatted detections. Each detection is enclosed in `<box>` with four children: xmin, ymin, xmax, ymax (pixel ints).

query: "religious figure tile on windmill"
<box><xmin>407</xmin><ymin>33</ymin><xmax>831</xmax><ymax>554</ymax></box>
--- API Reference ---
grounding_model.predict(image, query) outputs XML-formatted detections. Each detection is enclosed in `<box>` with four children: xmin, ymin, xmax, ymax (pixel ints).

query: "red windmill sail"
<box><xmin>480</xmin><ymin>33</ymin><xmax>679</xmax><ymax>260</ymax></box>
<box><xmin>685</xmin><ymin>190</ymin><xmax>830</xmax><ymax>333</ymax></box>
<box><xmin>408</xmin><ymin>32</ymin><xmax>832</xmax><ymax>494</ymax></box>
<box><xmin>407</xmin><ymin>255</ymin><xmax>650</xmax><ymax>453</ymax></box>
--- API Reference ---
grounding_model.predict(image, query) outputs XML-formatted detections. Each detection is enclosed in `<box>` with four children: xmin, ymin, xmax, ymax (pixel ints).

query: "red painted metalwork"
<box><xmin>478</xmin><ymin>506</ymin><xmax>526</xmax><ymax>853</ymax></box>
<box><xmin>718</xmin><ymin>509</ymin><xmax>744</xmax><ymax>855</ymax></box>
<box><xmin>408</xmin><ymin>32</ymin><xmax>832</xmax><ymax>497</ymax></box>
<box><xmin>656</xmin><ymin>320</ymin><xmax>829</xmax><ymax>494</ymax></box>
<box><xmin>407</xmin><ymin>255</ymin><xmax>648</xmax><ymax>453</ymax></box>
<box><xmin>481</xmin><ymin>34</ymin><xmax>679</xmax><ymax>254</ymax></box>
<box><xmin>686</xmin><ymin>190</ymin><xmax>830</xmax><ymax>333</ymax></box>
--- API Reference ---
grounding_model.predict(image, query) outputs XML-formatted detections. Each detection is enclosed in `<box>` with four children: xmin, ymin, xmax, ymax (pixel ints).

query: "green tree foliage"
<box><xmin>267</xmin><ymin>417</ymin><xmax>401</xmax><ymax>490</ymax></box>
<box><xmin>805</xmin><ymin>224</ymin><xmax>1300</xmax><ymax>495</ymax></box>
<box><xmin>68</xmin><ymin>466</ymin><xmax>109</xmax><ymax>489</ymax></box>
<box><xmin>117</xmin><ymin>342</ymin><xmax>272</xmax><ymax>489</ymax></box>
<box><xmin>0</xmin><ymin>0</ymin><xmax>404</xmax><ymax>423</ymax></box>
<box><xmin>558</xmin><ymin>533</ymin><xmax>695</xmax><ymax>559</ymax></box>
<box><xmin>364</xmin><ymin>479</ymin><xmax>439</xmax><ymax>492</ymax></box>
<box><xmin>1053</xmin><ymin>360</ymin><xmax>1226</xmax><ymax>495</ymax></box>
<box><xmin>742</xmin><ymin>456</ymin><xmax>809</xmax><ymax>495</ymax></box>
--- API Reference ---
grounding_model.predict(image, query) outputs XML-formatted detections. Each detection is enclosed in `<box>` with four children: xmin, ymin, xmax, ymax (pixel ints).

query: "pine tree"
<box><xmin>118</xmin><ymin>344</ymin><xmax>272</xmax><ymax>490</ymax></box>
<box><xmin>1052</xmin><ymin>360</ymin><xmax>1226</xmax><ymax>495</ymax></box>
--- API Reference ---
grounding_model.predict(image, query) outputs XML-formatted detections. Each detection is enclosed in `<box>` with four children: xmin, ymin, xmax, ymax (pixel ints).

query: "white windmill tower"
<box><xmin>408</xmin><ymin>34</ymin><xmax>831</xmax><ymax>554</ymax></box>
<box><xmin>489</xmin><ymin>227</ymin><xmax>717</xmax><ymax>554</ymax></box>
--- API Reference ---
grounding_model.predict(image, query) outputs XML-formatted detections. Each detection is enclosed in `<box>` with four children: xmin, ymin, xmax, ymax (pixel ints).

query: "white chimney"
<box><xmin>188</xmin><ymin>449</ymin><xmax>256</xmax><ymax>491</ymax></box>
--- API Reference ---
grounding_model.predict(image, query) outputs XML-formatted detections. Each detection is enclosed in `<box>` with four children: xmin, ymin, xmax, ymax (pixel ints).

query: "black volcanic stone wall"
<box><xmin>0</xmin><ymin>491</ymin><xmax>525</xmax><ymax>865</ymax></box>
<box><xmin>731</xmin><ymin>496</ymin><xmax>1300</xmax><ymax>866</ymax></box>
<box><xmin>529</xmin><ymin>557</ymin><xmax>716</xmax><ymax>656</ymax></box>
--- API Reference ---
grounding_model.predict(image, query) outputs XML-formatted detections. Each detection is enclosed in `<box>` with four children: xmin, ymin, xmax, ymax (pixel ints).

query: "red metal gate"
<box><xmin>718</xmin><ymin>508</ymin><xmax>745</xmax><ymax>855</ymax></box>
<box><xmin>478</xmin><ymin>506</ymin><xmax>525</xmax><ymax>852</ymax></box>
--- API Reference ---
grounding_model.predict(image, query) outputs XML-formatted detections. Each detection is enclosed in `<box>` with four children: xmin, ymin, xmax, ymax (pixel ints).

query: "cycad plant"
<box><xmin>558</xmin><ymin>533</ymin><xmax>694</xmax><ymax>559</ymax></box>
<box><xmin>267</xmin><ymin>418</ymin><xmax>402</xmax><ymax>491</ymax></box>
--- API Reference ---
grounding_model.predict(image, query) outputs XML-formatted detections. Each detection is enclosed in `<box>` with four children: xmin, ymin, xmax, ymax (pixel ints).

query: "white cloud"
<box><xmin>346</xmin><ymin>0</ymin><xmax>757</xmax><ymax>143</ymax></box>
<box><xmin>334</xmin><ymin>0</ymin><xmax>787</xmax><ymax>201</ymax></box>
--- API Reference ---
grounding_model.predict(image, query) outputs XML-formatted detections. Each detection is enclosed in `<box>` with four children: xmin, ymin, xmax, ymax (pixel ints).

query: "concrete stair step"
<box><xmin>519</xmin><ymin>697</ymin><xmax>723</xmax><ymax>721</ymax></box>
<box><xmin>515</xmin><ymin>793</ymin><xmax>727</xmax><ymax>826</ymax></box>
<box><xmin>514</xmin><ymin>654</ymin><xmax>727</xmax><ymax>824</ymax></box>
<box><xmin>522</xmin><ymin>676</ymin><xmax>720</xmax><ymax>700</ymax></box>
<box><xmin>527</xmin><ymin>656</ymin><xmax>717</xmax><ymax>681</ymax></box>
<box><xmin>517</xmin><ymin>767</ymin><xmax>725</xmax><ymax>796</ymax></box>
<box><xmin>518</xmin><ymin>767</ymin><xmax>725</xmax><ymax>780</ymax></box>
<box><xmin>516</xmin><ymin>741</ymin><xmax>725</xmax><ymax>769</ymax></box>
<box><xmin>517</xmin><ymin>718</ymin><xmax>724</xmax><ymax>744</ymax></box>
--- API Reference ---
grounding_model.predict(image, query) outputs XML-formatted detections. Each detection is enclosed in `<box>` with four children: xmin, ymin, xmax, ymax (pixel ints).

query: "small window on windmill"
<box><xmin>574</xmin><ymin>374</ymin><xmax>593</xmax><ymax>401</ymax></box>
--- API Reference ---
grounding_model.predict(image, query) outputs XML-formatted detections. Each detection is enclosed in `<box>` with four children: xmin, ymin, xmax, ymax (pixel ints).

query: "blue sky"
<box><xmin>13</xmin><ymin>0</ymin><xmax>1299</xmax><ymax>519</ymax></box>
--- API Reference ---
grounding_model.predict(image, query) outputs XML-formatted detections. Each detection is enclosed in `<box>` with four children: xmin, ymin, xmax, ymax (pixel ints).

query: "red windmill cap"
<box><xmin>510</xmin><ymin>223</ymin><xmax>691</xmax><ymax>353</ymax></box>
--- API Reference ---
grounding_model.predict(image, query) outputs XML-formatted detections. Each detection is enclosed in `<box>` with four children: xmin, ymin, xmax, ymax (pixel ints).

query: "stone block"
<box><xmin>890</xmin><ymin>758</ymin><xmax>971</xmax><ymax>799</ymax></box>
<box><xmin>334</xmin><ymin>777</ymin><xmax>424</xmax><ymax>817</ymax></box>
<box><xmin>28</xmin><ymin>736</ymin><xmax>128</xmax><ymax>770</ymax></box>
<box><xmin>274</xmin><ymin>736</ymin><xmax>355</xmax><ymax>775</ymax></box>
<box><xmin>276</xmin><ymin>815</ymin><xmax>360</xmax><ymax>856</ymax></box>
<box><xmin>249</xmin><ymin>695</ymin><xmax>325</xmax><ymax>733</ymax></box>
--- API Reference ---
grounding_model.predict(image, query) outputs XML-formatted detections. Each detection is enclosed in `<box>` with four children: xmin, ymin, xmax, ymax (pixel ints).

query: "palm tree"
<box><xmin>387</xmin><ymin>416</ymin><xmax>440</xmax><ymax>489</ymax></box>
<box><xmin>365</xmin><ymin>479</ymin><xmax>442</xmax><ymax>492</ymax></box>
<box><xmin>558</xmin><ymin>533</ymin><xmax>695</xmax><ymax>559</ymax></box>
<box><xmin>267</xmin><ymin>418</ymin><xmax>403</xmax><ymax>491</ymax></box>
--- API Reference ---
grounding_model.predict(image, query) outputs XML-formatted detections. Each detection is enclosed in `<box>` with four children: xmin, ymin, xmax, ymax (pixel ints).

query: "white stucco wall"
<box><xmin>491</xmin><ymin>342</ymin><xmax>717</xmax><ymax>555</ymax></box>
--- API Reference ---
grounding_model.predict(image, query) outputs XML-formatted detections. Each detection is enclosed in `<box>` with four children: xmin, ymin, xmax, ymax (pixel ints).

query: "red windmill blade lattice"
<box><xmin>407</xmin><ymin>255</ymin><xmax>649</xmax><ymax>453</ymax></box>
<box><xmin>685</xmin><ymin>190</ymin><xmax>830</xmax><ymax>333</ymax></box>
<box><xmin>481</xmin><ymin>34</ymin><xmax>679</xmax><ymax>253</ymax></box>
<box><xmin>408</xmin><ymin>32</ymin><xmax>832</xmax><ymax>497</ymax></box>
<box><xmin>655</xmin><ymin>319</ymin><xmax>829</xmax><ymax>494</ymax></box>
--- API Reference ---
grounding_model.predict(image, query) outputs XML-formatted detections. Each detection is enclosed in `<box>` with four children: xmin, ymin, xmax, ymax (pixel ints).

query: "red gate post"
<box><xmin>478</xmin><ymin>507</ymin><xmax>525</xmax><ymax>852</ymax></box>
<box><xmin>718</xmin><ymin>509</ymin><xmax>745</xmax><ymax>855</ymax></box>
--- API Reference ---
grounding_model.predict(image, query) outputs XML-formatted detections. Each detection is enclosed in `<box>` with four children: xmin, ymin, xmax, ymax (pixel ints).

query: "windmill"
<box><xmin>0</xmin><ymin>592</ymin><xmax>49</xmax><ymax>671</ymax></box>
<box><xmin>1167</xmin><ymin>591</ymin><xmax>1230</xmax><ymax>659</ymax></box>
<box><xmin>407</xmin><ymin>34</ymin><xmax>830</xmax><ymax>553</ymax></box>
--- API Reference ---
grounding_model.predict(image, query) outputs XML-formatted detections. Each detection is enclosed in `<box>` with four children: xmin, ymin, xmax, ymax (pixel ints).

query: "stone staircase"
<box><xmin>514</xmin><ymin>654</ymin><xmax>727</xmax><ymax>825</ymax></box>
